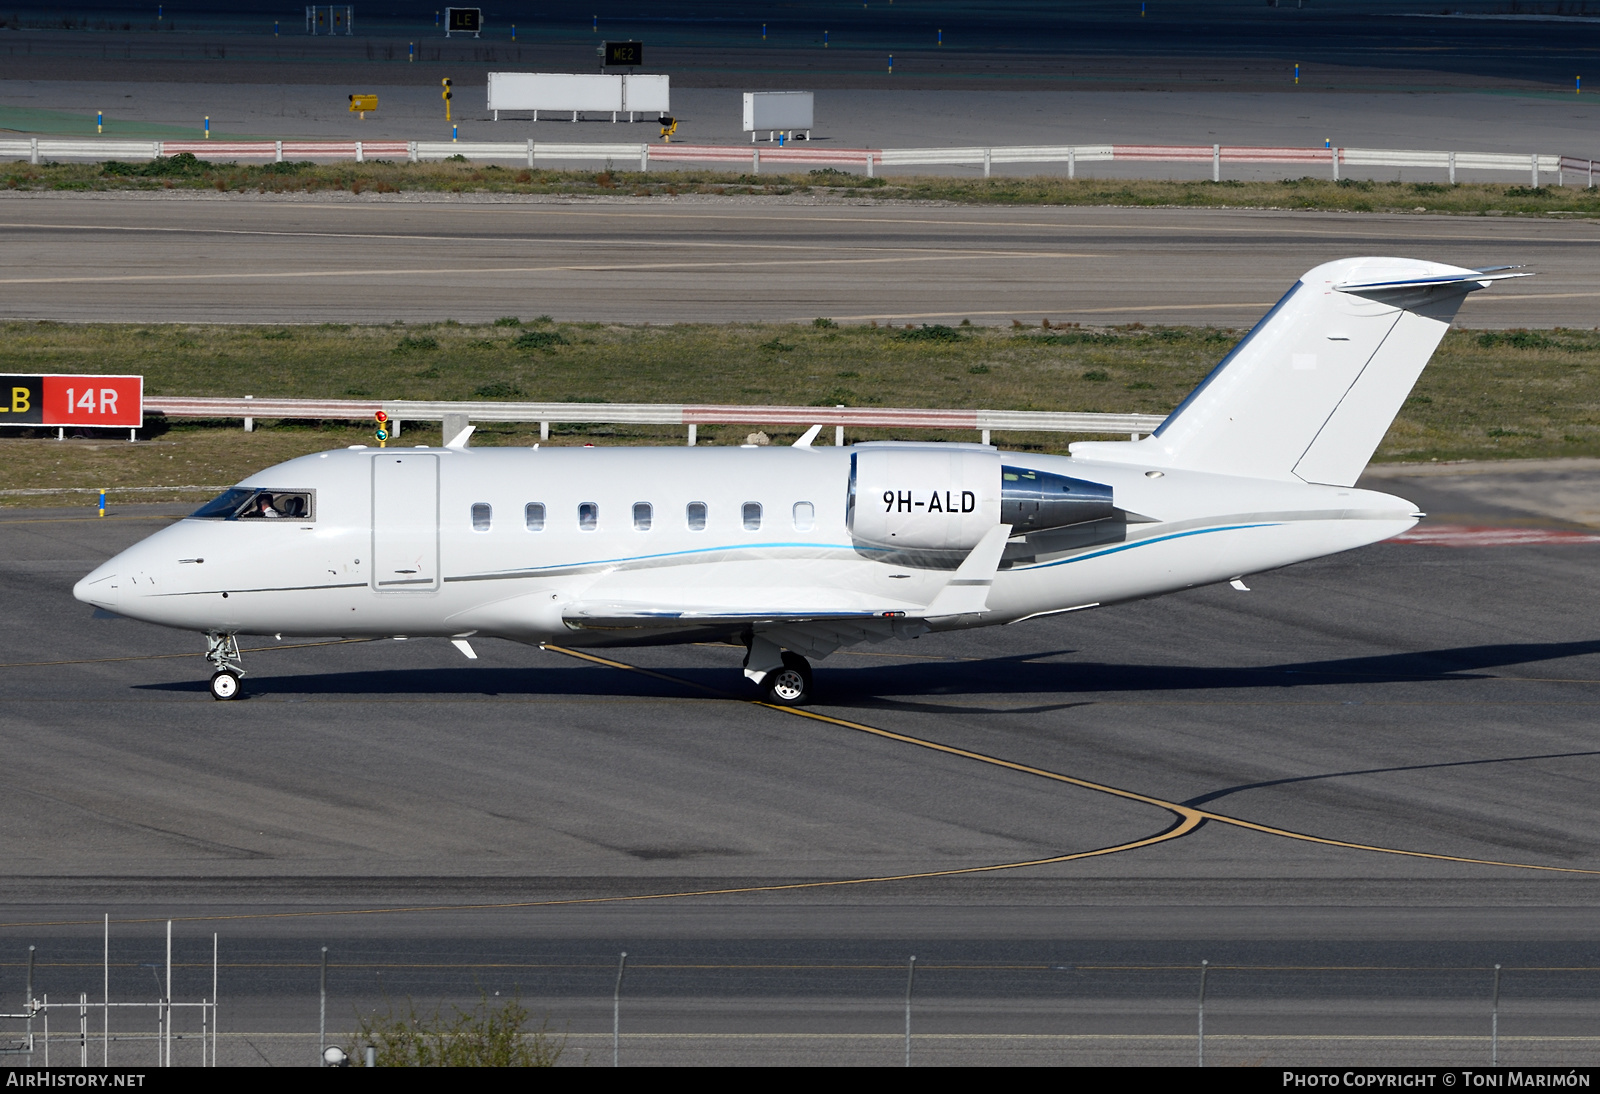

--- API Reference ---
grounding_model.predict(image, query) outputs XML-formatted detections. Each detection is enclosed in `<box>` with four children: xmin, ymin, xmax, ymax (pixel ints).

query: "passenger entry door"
<box><xmin>371</xmin><ymin>453</ymin><xmax>440</xmax><ymax>591</ymax></box>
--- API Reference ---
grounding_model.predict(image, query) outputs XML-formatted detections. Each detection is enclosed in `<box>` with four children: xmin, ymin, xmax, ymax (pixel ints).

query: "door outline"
<box><xmin>371</xmin><ymin>453</ymin><xmax>441</xmax><ymax>592</ymax></box>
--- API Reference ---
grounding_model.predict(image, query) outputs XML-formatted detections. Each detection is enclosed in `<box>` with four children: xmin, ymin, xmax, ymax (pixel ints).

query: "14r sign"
<box><xmin>1</xmin><ymin>375</ymin><xmax>143</xmax><ymax>428</ymax></box>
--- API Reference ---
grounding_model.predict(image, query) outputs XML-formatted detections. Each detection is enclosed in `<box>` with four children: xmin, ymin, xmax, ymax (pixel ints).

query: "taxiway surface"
<box><xmin>2</xmin><ymin>195</ymin><xmax>1596</xmax><ymax>327</ymax></box>
<box><xmin>3</xmin><ymin>463</ymin><xmax>1600</xmax><ymax>1064</ymax></box>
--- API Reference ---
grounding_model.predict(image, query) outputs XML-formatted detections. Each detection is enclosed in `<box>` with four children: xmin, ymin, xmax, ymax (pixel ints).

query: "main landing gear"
<box><xmin>205</xmin><ymin>631</ymin><xmax>245</xmax><ymax>701</ymax></box>
<box><xmin>762</xmin><ymin>653</ymin><xmax>813</xmax><ymax>706</ymax></box>
<box><xmin>743</xmin><ymin>633</ymin><xmax>813</xmax><ymax>706</ymax></box>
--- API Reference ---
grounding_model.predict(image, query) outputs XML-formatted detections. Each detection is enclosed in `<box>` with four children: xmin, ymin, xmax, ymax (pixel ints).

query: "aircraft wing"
<box><xmin>561</xmin><ymin>600</ymin><xmax>918</xmax><ymax>629</ymax></box>
<box><xmin>561</xmin><ymin>526</ymin><xmax>1014</xmax><ymax>657</ymax></box>
<box><xmin>560</xmin><ymin>600</ymin><xmax>932</xmax><ymax>659</ymax></box>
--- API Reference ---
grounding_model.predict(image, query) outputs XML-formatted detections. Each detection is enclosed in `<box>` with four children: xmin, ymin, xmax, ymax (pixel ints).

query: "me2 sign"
<box><xmin>0</xmin><ymin>375</ymin><xmax>143</xmax><ymax>428</ymax></box>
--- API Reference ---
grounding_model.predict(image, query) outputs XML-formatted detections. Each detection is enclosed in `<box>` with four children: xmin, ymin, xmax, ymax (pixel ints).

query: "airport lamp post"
<box><xmin>1491</xmin><ymin>964</ymin><xmax>1501</xmax><ymax>1065</ymax></box>
<box><xmin>319</xmin><ymin>946</ymin><xmax>327</xmax><ymax>1064</ymax></box>
<box><xmin>612</xmin><ymin>952</ymin><xmax>627</xmax><ymax>1066</ymax></box>
<box><xmin>904</xmin><ymin>956</ymin><xmax>916</xmax><ymax>1066</ymax></box>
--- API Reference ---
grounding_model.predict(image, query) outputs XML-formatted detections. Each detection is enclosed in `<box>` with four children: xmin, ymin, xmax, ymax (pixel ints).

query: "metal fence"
<box><xmin>2</xmin><ymin>921</ymin><xmax>218</xmax><ymax>1069</ymax></box>
<box><xmin>1</xmin><ymin>137</ymin><xmax>1593</xmax><ymax>186</ymax></box>
<box><xmin>11</xmin><ymin>940</ymin><xmax>1600</xmax><ymax>1068</ymax></box>
<box><xmin>136</xmin><ymin>395</ymin><xmax>1165</xmax><ymax>445</ymax></box>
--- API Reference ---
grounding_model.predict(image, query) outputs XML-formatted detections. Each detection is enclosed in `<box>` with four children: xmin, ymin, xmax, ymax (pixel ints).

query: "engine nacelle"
<box><xmin>847</xmin><ymin>445</ymin><xmax>1119</xmax><ymax>556</ymax></box>
<box><xmin>1000</xmin><ymin>465</ymin><xmax>1116</xmax><ymax>532</ymax></box>
<box><xmin>847</xmin><ymin>446</ymin><xmax>1001</xmax><ymax>552</ymax></box>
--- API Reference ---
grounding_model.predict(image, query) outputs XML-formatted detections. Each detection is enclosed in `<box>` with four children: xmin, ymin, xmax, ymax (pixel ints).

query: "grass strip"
<box><xmin>2</xmin><ymin>156</ymin><xmax>1598</xmax><ymax>215</ymax></box>
<box><xmin>4</xmin><ymin>319</ymin><xmax>1600</xmax><ymax>503</ymax></box>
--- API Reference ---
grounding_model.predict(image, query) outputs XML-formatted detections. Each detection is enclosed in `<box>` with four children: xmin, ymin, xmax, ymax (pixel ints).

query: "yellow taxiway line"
<box><xmin>1</xmin><ymin>641</ymin><xmax>1593</xmax><ymax>931</ymax></box>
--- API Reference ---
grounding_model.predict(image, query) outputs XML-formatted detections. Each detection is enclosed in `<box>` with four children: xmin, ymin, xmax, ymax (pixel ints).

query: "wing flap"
<box><xmin>562</xmin><ymin>600</ymin><xmax>918</xmax><ymax>630</ymax></box>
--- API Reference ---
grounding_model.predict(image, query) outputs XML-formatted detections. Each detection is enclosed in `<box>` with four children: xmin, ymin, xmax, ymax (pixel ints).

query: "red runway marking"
<box><xmin>1389</xmin><ymin>525</ymin><xmax>1600</xmax><ymax>547</ymax></box>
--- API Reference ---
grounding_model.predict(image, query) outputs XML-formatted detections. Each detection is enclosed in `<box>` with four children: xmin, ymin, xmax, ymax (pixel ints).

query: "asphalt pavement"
<box><xmin>2</xmin><ymin>195</ymin><xmax>1595</xmax><ymax>327</ymax></box>
<box><xmin>4</xmin><ymin>460</ymin><xmax>1600</xmax><ymax>1065</ymax></box>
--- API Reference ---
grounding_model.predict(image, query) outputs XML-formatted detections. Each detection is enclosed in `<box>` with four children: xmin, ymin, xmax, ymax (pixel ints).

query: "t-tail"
<box><xmin>1070</xmin><ymin>257</ymin><xmax>1525</xmax><ymax>486</ymax></box>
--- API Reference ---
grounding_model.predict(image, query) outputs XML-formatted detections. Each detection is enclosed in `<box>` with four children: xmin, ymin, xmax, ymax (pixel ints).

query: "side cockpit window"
<box><xmin>191</xmin><ymin>488</ymin><xmax>315</xmax><ymax>522</ymax></box>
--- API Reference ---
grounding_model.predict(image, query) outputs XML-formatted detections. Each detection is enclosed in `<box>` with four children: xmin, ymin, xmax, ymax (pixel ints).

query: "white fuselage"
<box><xmin>74</xmin><ymin>443</ymin><xmax>1419</xmax><ymax>652</ymax></box>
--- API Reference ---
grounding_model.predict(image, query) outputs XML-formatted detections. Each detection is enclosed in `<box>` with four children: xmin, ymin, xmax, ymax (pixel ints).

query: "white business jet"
<box><xmin>76</xmin><ymin>257</ymin><xmax>1520</xmax><ymax>703</ymax></box>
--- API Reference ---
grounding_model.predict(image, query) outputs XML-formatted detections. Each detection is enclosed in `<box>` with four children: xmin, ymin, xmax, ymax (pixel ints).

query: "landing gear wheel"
<box><xmin>761</xmin><ymin>652</ymin><xmax>813</xmax><ymax>706</ymax></box>
<box><xmin>209</xmin><ymin>670</ymin><xmax>242</xmax><ymax>701</ymax></box>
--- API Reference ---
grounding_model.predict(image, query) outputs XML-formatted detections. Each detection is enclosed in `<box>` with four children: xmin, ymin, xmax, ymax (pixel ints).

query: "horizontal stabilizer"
<box><xmin>1336</xmin><ymin>268</ymin><xmax>1528</xmax><ymax>296</ymax></box>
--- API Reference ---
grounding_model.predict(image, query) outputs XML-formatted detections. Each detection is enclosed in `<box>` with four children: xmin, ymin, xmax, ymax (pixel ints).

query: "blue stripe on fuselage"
<box><xmin>447</xmin><ymin>524</ymin><xmax>1281</xmax><ymax>583</ymax></box>
<box><xmin>1013</xmin><ymin>523</ymin><xmax>1281</xmax><ymax>571</ymax></box>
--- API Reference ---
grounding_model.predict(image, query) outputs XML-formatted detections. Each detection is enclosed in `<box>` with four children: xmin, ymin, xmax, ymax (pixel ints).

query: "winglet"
<box><xmin>793</xmin><ymin>424</ymin><xmax>823</xmax><ymax>448</ymax></box>
<box><xmin>919</xmin><ymin>524</ymin><xmax>1013</xmax><ymax>618</ymax></box>
<box><xmin>444</xmin><ymin>425</ymin><xmax>476</xmax><ymax>449</ymax></box>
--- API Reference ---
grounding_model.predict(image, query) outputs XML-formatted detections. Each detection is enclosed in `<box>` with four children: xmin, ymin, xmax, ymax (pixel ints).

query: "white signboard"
<box><xmin>622</xmin><ymin>74</ymin><xmax>670</xmax><ymax>114</ymax></box>
<box><xmin>743</xmin><ymin>91</ymin><xmax>814</xmax><ymax>132</ymax></box>
<box><xmin>487</xmin><ymin>72</ymin><xmax>669</xmax><ymax>117</ymax></box>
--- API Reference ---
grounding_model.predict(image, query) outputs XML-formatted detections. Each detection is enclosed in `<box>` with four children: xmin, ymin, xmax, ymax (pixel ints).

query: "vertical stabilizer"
<box><xmin>1070</xmin><ymin>258</ymin><xmax>1521</xmax><ymax>486</ymax></box>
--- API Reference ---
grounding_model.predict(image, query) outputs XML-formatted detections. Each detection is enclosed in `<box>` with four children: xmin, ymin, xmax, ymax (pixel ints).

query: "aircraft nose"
<box><xmin>74</xmin><ymin>561</ymin><xmax>120</xmax><ymax>608</ymax></box>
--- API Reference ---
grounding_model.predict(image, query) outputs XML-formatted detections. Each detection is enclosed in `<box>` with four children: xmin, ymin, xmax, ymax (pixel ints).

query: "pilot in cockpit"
<box><xmin>251</xmin><ymin>494</ymin><xmax>281</xmax><ymax>519</ymax></box>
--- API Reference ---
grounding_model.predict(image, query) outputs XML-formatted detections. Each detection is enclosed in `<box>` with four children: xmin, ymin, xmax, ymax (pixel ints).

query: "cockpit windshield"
<box><xmin>189</xmin><ymin>488</ymin><xmax>315</xmax><ymax>521</ymax></box>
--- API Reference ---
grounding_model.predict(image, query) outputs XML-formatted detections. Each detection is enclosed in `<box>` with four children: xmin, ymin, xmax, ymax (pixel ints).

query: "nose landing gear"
<box><xmin>205</xmin><ymin>632</ymin><xmax>245</xmax><ymax>700</ymax></box>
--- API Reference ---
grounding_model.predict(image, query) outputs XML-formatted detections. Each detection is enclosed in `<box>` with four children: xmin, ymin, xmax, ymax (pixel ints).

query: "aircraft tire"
<box><xmin>761</xmin><ymin>653</ymin><xmax>812</xmax><ymax>706</ymax></box>
<box><xmin>209</xmin><ymin>670</ymin><xmax>242</xmax><ymax>701</ymax></box>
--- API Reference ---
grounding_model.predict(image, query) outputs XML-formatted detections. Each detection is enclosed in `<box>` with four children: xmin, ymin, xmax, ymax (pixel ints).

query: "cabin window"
<box><xmin>633</xmin><ymin>502</ymin><xmax>653</xmax><ymax>532</ymax></box>
<box><xmin>578</xmin><ymin>502</ymin><xmax>599</xmax><ymax>531</ymax></box>
<box><xmin>191</xmin><ymin>487</ymin><xmax>314</xmax><ymax>522</ymax></box>
<box><xmin>792</xmin><ymin>501</ymin><xmax>815</xmax><ymax>532</ymax></box>
<box><xmin>471</xmin><ymin>503</ymin><xmax>492</xmax><ymax>532</ymax></box>
<box><xmin>524</xmin><ymin>502</ymin><xmax>545</xmax><ymax>532</ymax></box>
<box><xmin>742</xmin><ymin>502</ymin><xmax>763</xmax><ymax>532</ymax></box>
<box><xmin>686</xmin><ymin>501</ymin><xmax>707</xmax><ymax>532</ymax></box>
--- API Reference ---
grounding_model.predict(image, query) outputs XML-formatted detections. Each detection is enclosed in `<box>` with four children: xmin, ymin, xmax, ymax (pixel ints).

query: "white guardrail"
<box><xmin>141</xmin><ymin>396</ymin><xmax>1168</xmax><ymax>444</ymax></box>
<box><xmin>1</xmin><ymin>137</ymin><xmax>1594</xmax><ymax>185</ymax></box>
